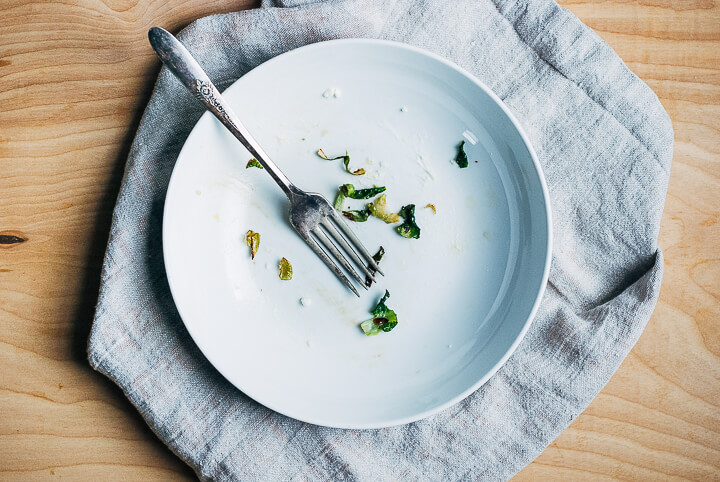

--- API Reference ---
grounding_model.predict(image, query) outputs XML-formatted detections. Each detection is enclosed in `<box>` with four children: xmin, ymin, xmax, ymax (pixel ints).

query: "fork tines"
<box><xmin>299</xmin><ymin>211</ymin><xmax>383</xmax><ymax>297</ymax></box>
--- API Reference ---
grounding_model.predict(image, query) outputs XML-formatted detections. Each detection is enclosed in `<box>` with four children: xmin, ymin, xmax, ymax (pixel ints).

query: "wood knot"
<box><xmin>0</xmin><ymin>231</ymin><xmax>28</xmax><ymax>247</ymax></box>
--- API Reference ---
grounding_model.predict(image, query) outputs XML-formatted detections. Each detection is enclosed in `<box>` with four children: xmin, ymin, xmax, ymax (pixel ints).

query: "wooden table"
<box><xmin>1</xmin><ymin>0</ymin><xmax>718</xmax><ymax>479</ymax></box>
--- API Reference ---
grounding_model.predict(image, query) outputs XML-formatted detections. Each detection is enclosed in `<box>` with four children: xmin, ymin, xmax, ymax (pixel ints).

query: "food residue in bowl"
<box><xmin>279</xmin><ymin>257</ymin><xmax>293</xmax><ymax>280</ymax></box>
<box><xmin>322</xmin><ymin>88</ymin><xmax>341</xmax><ymax>98</ymax></box>
<box><xmin>317</xmin><ymin>148</ymin><xmax>365</xmax><ymax>176</ymax></box>
<box><xmin>245</xmin><ymin>230</ymin><xmax>260</xmax><ymax>260</ymax></box>
<box><xmin>246</xmin><ymin>158</ymin><xmax>263</xmax><ymax>169</ymax></box>
<box><xmin>359</xmin><ymin>290</ymin><xmax>398</xmax><ymax>336</ymax></box>
<box><xmin>455</xmin><ymin>141</ymin><xmax>469</xmax><ymax>168</ymax></box>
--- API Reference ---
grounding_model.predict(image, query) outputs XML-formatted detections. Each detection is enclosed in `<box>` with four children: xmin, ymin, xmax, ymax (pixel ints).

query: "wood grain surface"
<box><xmin>1</xmin><ymin>0</ymin><xmax>718</xmax><ymax>480</ymax></box>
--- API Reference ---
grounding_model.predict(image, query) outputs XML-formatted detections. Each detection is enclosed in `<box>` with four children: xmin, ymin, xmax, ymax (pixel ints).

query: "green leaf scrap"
<box><xmin>333</xmin><ymin>190</ymin><xmax>346</xmax><ymax>210</ymax></box>
<box><xmin>365</xmin><ymin>246</ymin><xmax>385</xmax><ymax>288</ymax></box>
<box><xmin>342</xmin><ymin>209</ymin><xmax>370</xmax><ymax>222</ymax></box>
<box><xmin>359</xmin><ymin>290</ymin><xmax>398</xmax><ymax>336</ymax></box>
<box><xmin>317</xmin><ymin>149</ymin><xmax>365</xmax><ymax>175</ymax></box>
<box><xmin>396</xmin><ymin>204</ymin><xmax>421</xmax><ymax>239</ymax></box>
<box><xmin>455</xmin><ymin>140</ymin><xmax>469</xmax><ymax>168</ymax></box>
<box><xmin>339</xmin><ymin>184</ymin><xmax>386</xmax><ymax>200</ymax></box>
<box><xmin>246</xmin><ymin>158</ymin><xmax>264</xmax><ymax>169</ymax></box>
<box><xmin>372</xmin><ymin>246</ymin><xmax>385</xmax><ymax>264</ymax></box>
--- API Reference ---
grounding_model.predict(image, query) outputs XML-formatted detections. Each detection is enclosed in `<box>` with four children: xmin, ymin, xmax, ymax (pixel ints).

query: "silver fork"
<box><xmin>148</xmin><ymin>27</ymin><xmax>382</xmax><ymax>296</ymax></box>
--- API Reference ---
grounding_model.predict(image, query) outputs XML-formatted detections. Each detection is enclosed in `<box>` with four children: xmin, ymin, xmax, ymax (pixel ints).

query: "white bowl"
<box><xmin>163</xmin><ymin>39</ymin><xmax>551</xmax><ymax>429</ymax></box>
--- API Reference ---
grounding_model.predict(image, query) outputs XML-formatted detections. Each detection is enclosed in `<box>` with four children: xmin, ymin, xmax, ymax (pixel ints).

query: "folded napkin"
<box><xmin>88</xmin><ymin>0</ymin><xmax>673</xmax><ymax>479</ymax></box>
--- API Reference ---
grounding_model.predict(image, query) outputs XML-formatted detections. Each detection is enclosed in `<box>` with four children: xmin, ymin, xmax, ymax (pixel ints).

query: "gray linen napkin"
<box><xmin>88</xmin><ymin>0</ymin><xmax>673</xmax><ymax>479</ymax></box>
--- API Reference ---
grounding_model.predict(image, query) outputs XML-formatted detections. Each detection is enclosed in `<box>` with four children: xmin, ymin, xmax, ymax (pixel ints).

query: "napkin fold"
<box><xmin>88</xmin><ymin>0</ymin><xmax>673</xmax><ymax>479</ymax></box>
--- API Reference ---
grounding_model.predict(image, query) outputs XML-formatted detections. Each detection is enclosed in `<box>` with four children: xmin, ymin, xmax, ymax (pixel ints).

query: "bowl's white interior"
<box><xmin>163</xmin><ymin>39</ymin><xmax>551</xmax><ymax>428</ymax></box>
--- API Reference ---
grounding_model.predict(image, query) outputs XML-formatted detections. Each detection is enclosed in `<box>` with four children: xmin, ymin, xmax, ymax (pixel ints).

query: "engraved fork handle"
<box><xmin>148</xmin><ymin>27</ymin><xmax>296</xmax><ymax>198</ymax></box>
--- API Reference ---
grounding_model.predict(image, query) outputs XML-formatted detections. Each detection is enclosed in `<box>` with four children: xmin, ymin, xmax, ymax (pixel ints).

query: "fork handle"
<box><xmin>148</xmin><ymin>27</ymin><xmax>296</xmax><ymax>198</ymax></box>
